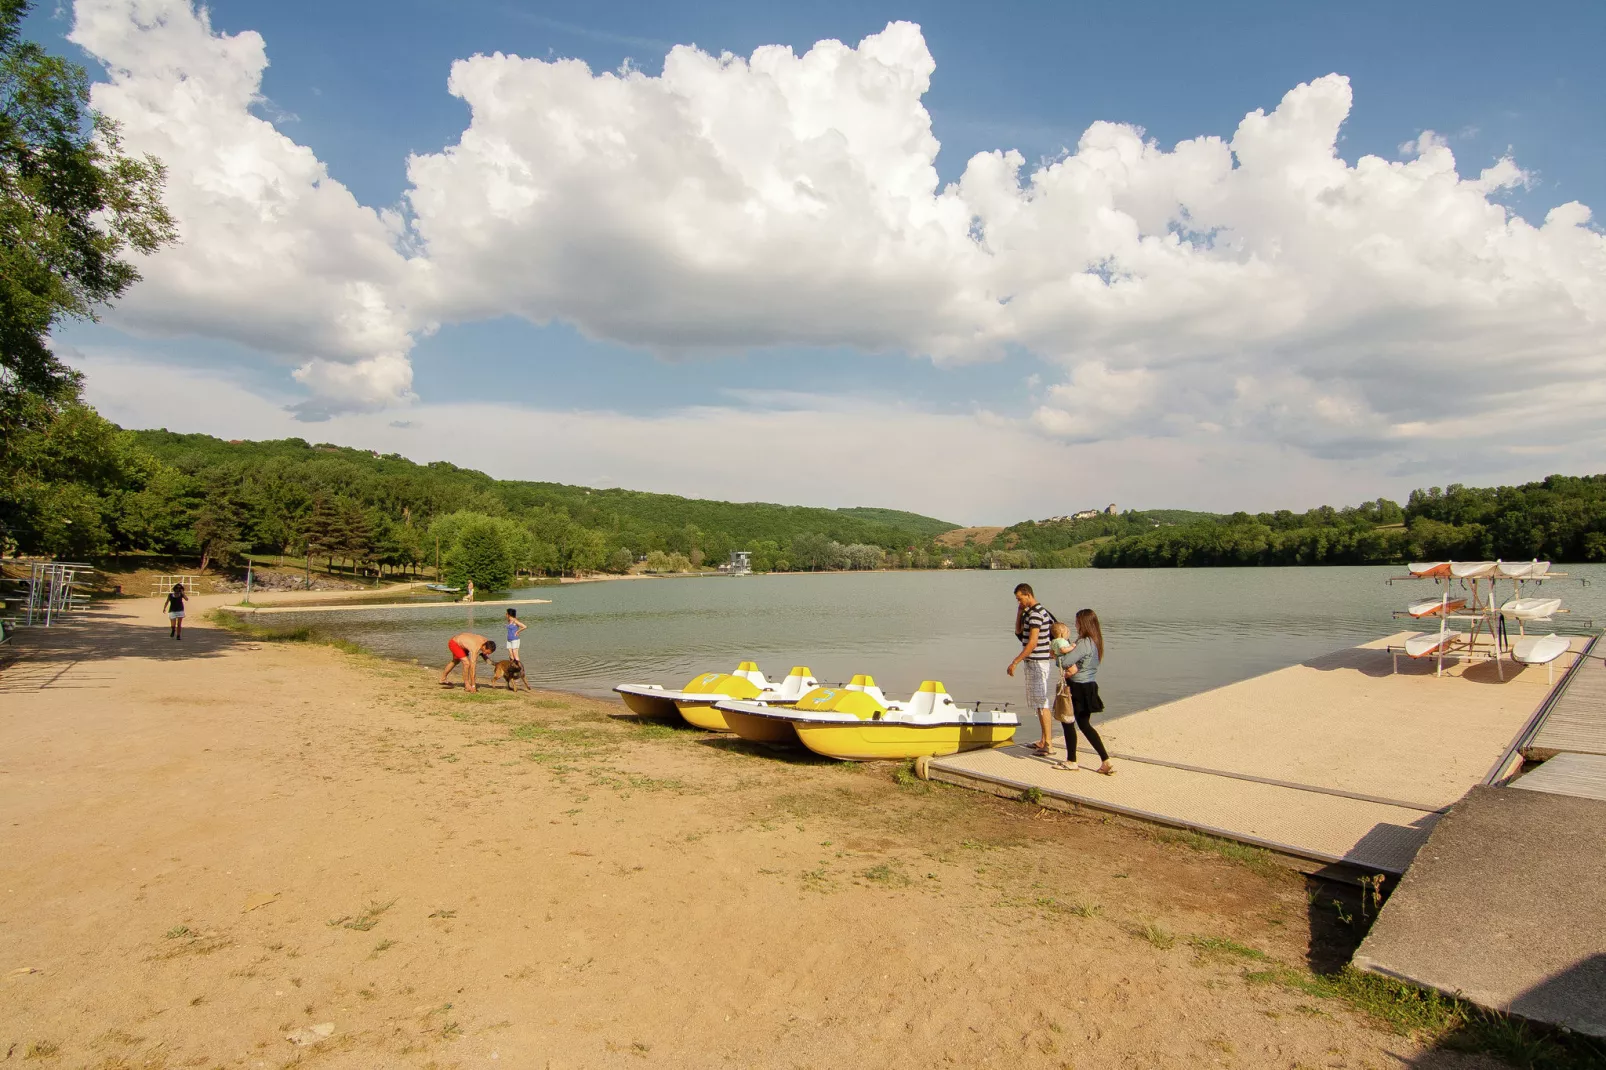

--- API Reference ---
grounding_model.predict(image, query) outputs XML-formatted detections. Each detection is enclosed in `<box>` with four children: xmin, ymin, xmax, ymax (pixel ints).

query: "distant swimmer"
<box><xmin>440</xmin><ymin>631</ymin><xmax>496</xmax><ymax>692</ymax></box>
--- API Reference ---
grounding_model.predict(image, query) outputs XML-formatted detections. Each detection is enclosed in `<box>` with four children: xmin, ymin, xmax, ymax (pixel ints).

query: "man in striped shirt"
<box><xmin>1007</xmin><ymin>582</ymin><xmax>1057</xmax><ymax>756</ymax></box>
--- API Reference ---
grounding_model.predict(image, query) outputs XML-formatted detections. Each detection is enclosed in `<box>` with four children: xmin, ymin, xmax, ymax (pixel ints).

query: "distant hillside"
<box><xmin>833</xmin><ymin>507</ymin><xmax>959</xmax><ymax>538</ymax></box>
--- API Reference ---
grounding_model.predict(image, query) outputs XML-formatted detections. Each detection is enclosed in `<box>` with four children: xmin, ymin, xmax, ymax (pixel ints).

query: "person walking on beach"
<box><xmin>505</xmin><ymin>608</ymin><xmax>527</xmax><ymax>667</ymax></box>
<box><xmin>164</xmin><ymin>583</ymin><xmax>188</xmax><ymax>640</ymax></box>
<box><xmin>1055</xmin><ymin>611</ymin><xmax>1114</xmax><ymax>775</ymax></box>
<box><xmin>440</xmin><ymin>631</ymin><xmax>496</xmax><ymax>692</ymax></box>
<box><xmin>1006</xmin><ymin>582</ymin><xmax>1056</xmax><ymax>757</ymax></box>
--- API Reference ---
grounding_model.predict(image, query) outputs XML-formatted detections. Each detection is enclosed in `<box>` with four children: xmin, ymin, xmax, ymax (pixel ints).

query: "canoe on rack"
<box><xmin>1500</xmin><ymin>597</ymin><xmax>1563</xmax><ymax>621</ymax></box>
<box><xmin>1408</xmin><ymin>598</ymin><xmax>1466</xmax><ymax>618</ymax></box>
<box><xmin>1511</xmin><ymin>633</ymin><xmax>1569</xmax><ymax>666</ymax></box>
<box><xmin>1405</xmin><ymin>631</ymin><xmax>1463</xmax><ymax>658</ymax></box>
<box><xmin>1409</xmin><ymin>562</ymin><xmax>1451</xmax><ymax>579</ymax></box>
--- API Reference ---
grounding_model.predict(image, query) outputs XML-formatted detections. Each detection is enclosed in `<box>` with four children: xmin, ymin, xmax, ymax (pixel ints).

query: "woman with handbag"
<box><xmin>1052</xmin><ymin>611</ymin><xmax>1114</xmax><ymax>775</ymax></box>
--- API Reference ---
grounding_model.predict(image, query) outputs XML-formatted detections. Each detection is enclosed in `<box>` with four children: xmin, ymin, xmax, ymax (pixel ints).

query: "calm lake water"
<box><xmin>272</xmin><ymin>565</ymin><xmax>1605</xmax><ymax>743</ymax></box>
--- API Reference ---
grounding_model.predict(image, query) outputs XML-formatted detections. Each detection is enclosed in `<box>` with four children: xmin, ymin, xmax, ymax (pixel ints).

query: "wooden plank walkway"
<box><xmin>930</xmin><ymin>633</ymin><xmax>1584</xmax><ymax>875</ymax></box>
<box><xmin>1525</xmin><ymin>638</ymin><xmax>1606</xmax><ymax>759</ymax></box>
<box><xmin>1510</xmin><ymin>752</ymin><xmax>1606</xmax><ymax>803</ymax></box>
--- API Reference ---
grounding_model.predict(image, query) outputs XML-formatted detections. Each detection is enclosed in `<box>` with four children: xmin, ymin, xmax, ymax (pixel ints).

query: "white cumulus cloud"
<box><xmin>69</xmin><ymin>0</ymin><xmax>418</xmax><ymax>417</ymax></box>
<box><xmin>63</xmin><ymin>2</ymin><xmax>1606</xmax><ymax>472</ymax></box>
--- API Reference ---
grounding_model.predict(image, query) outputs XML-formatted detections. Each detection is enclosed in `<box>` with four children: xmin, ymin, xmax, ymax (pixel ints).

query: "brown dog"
<box><xmin>491</xmin><ymin>658</ymin><xmax>531</xmax><ymax>691</ymax></box>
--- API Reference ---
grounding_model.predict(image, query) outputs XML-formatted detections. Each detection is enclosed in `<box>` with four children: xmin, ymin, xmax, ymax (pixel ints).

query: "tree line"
<box><xmin>1090</xmin><ymin>480</ymin><xmax>1606</xmax><ymax>567</ymax></box>
<box><xmin>0</xmin><ymin>414</ymin><xmax>969</xmax><ymax>586</ymax></box>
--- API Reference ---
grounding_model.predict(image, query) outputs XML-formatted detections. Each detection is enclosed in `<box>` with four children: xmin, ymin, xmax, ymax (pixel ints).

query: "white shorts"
<box><xmin>168</xmin><ymin>611</ymin><xmax>185</xmax><ymax>620</ymax></box>
<box><xmin>507</xmin><ymin>640</ymin><xmax>521</xmax><ymax>653</ymax></box>
<box><xmin>1023</xmin><ymin>659</ymin><xmax>1055</xmax><ymax>709</ymax></box>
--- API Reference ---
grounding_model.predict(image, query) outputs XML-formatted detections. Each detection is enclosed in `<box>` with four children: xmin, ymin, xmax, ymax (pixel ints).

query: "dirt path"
<box><xmin>1</xmin><ymin>595</ymin><xmax>1489</xmax><ymax>1068</ymax></box>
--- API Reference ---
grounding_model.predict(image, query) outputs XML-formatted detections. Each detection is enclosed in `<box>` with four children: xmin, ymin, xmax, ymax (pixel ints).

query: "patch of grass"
<box><xmin>1245</xmin><ymin>965</ymin><xmax>1606</xmax><ymax>1068</ymax></box>
<box><xmin>1019</xmin><ymin>785</ymin><xmax>1043</xmax><ymax>806</ymax></box>
<box><xmin>24</xmin><ymin>1041</ymin><xmax>59</xmax><ymax>1059</ymax></box>
<box><xmin>1130</xmin><ymin>922</ymin><xmax>1175</xmax><ymax>950</ymax></box>
<box><xmin>1188</xmin><ymin>935</ymin><xmax>1268</xmax><ymax>961</ymax></box>
<box><xmin>530</xmin><ymin>699</ymin><xmax>570</xmax><ymax>710</ymax></box>
<box><xmin>208</xmin><ymin>609</ymin><xmax>374</xmax><ymax>656</ymax></box>
<box><xmin>1158</xmin><ymin>829</ymin><xmax>1283</xmax><ymax>878</ymax></box>
<box><xmin>428</xmin><ymin>909</ymin><xmax>456</xmax><ymax>919</ymax></box>
<box><xmin>163</xmin><ymin>925</ymin><xmax>192</xmax><ymax>939</ymax></box>
<box><xmin>892</xmin><ymin>760</ymin><xmax>930</xmax><ymax>791</ymax></box>
<box><xmin>328</xmin><ymin>898</ymin><xmax>396</xmax><ymax>932</ymax></box>
<box><xmin>861</xmin><ymin>862</ymin><xmax>911</xmax><ymax>887</ymax></box>
<box><xmin>369</xmin><ymin>939</ymin><xmax>396</xmax><ymax>958</ymax></box>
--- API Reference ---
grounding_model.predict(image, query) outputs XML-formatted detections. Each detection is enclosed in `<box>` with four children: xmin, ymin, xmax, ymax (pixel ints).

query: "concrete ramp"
<box><xmin>1354</xmin><ymin>785</ymin><xmax>1606</xmax><ymax>1038</ymax></box>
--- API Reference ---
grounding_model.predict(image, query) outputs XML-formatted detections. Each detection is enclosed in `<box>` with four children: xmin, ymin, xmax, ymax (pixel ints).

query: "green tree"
<box><xmin>193</xmin><ymin>495</ymin><xmax>245</xmax><ymax>571</ymax></box>
<box><xmin>0</xmin><ymin>0</ymin><xmax>176</xmax><ymax>455</ymax></box>
<box><xmin>445</xmin><ymin>519</ymin><xmax>513</xmax><ymax>590</ymax></box>
<box><xmin>302</xmin><ymin>493</ymin><xmax>342</xmax><ymax>572</ymax></box>
<box><xmin>606</xmin><ymin>547</ymin><xmax>634</xmax><ymax>573</ymax></box>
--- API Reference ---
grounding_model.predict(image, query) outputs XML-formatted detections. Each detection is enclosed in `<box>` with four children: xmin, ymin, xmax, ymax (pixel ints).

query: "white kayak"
<box><xmin>1450</xmin><ymin>561</ymin><xmax>1497</xmax><ymax>579</ymax></box>
<box><xmin>1500</xmin><ymin>597</ymin><xmax>1562</xmax><ymax>621</ymax></box>
<box><xmin>1496</xmin><ymin>560</ymin><xmax>1551</xmax><ymax>580</ymax></box>
<box><xmin>1512</xmin><ymin>633</ymin><xmax>1569</xmax><ymax>666</ymax></box>
<box><xmin>1405</xmin><ymin>631</ymin><xmax>1462</xmax><ymax>658</ymax></box>
<box><xmin>1408</xmin><ymin>597</ymin><xmax>1466</xmax><ymax>618</ymax></box>
<box><xmin>1409</xmin><ymin>562</ymin><xmax>1451</xmax><ymax>578</ymax></box>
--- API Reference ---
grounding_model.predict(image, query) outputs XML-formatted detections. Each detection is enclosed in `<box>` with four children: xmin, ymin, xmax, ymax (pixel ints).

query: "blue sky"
<box><xmin>38</xmin><ymin>0</ymin><xmax>1606</xmax><ymax>520</ymax></box>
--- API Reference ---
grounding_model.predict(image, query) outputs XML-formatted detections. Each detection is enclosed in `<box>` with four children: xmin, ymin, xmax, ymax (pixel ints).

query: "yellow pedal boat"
<box><xmin>614</xmin><ymin>661</ymin><xmax>770</xmax><ymax>723</ymax></box>
<box><xmin>719</xmin><ymin>679</ymin><xmax>1017</xmax><ymax>761</ymax></box>
<box><xmin>715</xmin><ymin>667</ymin><xmax>820</xmax><ymax>745</ymax></box>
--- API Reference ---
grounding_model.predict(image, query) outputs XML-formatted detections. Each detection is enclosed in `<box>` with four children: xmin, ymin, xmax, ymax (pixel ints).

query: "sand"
<box><xmin>1</xmin><ymin>594</ymin><xmax>1499</xmax><ymax>1068</ymax></box>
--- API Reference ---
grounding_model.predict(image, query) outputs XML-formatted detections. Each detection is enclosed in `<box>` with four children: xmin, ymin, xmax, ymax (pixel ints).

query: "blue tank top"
<box><xmin>506</xmin><ymin>621</ymin><xmax>519</xmax><ymax>642</ymax></box>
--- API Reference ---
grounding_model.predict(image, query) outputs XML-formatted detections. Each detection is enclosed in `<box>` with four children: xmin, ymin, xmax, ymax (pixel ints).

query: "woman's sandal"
<box><xmin>1096</xmin><ymin>764</ymin><xmax>1116</xmax><ymax>776</ymax></box>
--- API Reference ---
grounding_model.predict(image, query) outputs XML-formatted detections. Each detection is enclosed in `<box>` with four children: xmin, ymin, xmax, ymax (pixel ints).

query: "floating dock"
<box><xmin>928</xmin><ymin>632</ymin><xmax>1589</xmax><ymax>875</ymax></box>
<box><xmin>1354</xmin><ymin>637</ymin><xmax>1606</xmax><ymax>1036</ymax></box>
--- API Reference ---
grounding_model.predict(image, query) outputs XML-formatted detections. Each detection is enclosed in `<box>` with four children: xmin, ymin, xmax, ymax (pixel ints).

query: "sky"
<box><xmin>30</xmin><ymin>0</ymin><xmax>1606</xmax><ymax>524</ymax></box>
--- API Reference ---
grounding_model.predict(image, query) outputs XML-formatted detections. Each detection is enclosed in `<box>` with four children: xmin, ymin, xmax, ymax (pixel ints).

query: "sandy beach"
<box><xmin>1</xmin><ymin>594</ymin><xmax>1497</xmax><ymax>1068</ymax></box>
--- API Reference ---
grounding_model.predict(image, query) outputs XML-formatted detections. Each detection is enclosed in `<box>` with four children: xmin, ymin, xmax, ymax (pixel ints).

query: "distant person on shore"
<box><xmin>1054</xmin><ymin>611</ymin><xmax>1114</xmax><ymax>775</ymax></box>
<box><xmin>464</xmin><ymin>580</ymin><xmax>475</xmax><ymax>603</ymax></box>
<box><xmin>1006</xmin><ymin>582</ymin><xmax>1056</xmax><ymax>757</ymax></box>
<box><xmin>505</xmin><ymin>607</ymin><xmax>527</xmax><ymax>667</ymax></box>
<box><xmin>440</xmin><ymin>631</ymin><xmax>496</xmax><ymax>692</ymax></box>
<box><xmin>164</xmin><ymin>583</ymin><xmax>188</xmax><ymax>640</ymax></box>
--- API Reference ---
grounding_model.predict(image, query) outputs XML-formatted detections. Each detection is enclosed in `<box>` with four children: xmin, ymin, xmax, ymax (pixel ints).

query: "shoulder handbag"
<box><xmin>1052</xmin><ymin>681</ymin><xmax>1075</xmax><ymax>723</ymax></box>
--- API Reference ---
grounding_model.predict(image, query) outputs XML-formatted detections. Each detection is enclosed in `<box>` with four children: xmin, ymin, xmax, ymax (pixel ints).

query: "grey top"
<box><xmin>1056</xmin><ymin>637</ymin><xmax>1100</xmax><ymax>683</ymax></box>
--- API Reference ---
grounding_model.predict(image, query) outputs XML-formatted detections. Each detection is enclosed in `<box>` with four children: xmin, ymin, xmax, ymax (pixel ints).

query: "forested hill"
<box><xmin>1091</xmin><ymin>477</ymin><xmax>1606</xmax><ymax>566</ymax></box>
<box><xmin>121</xmin><ymin>429</ymin><xmax>961</xmax><ymax>572</ymax></box>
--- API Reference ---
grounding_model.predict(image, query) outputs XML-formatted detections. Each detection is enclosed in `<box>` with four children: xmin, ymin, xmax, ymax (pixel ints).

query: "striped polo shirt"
<box><xmin>1019</xmin><ymin>603</ymin><xmax>1055</xmax><ymax>660</ymax></box>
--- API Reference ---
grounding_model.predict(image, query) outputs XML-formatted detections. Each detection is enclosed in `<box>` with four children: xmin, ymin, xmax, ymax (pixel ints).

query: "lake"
<box><xmin>268</xmin><ymin>565</ymin><xmax>1606</xmax><ymax>743</ymax></box>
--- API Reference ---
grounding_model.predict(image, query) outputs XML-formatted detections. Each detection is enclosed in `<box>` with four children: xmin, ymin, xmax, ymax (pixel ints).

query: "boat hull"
<box><xmin>674</xmin><ymin>699</ymin><xmax>733</xmax><ymax>732</ymax></box>
<box><xmin>1512</xmin><ymin>633</ymin><xmax>1569</xmax><ymax>666</ymax></box>
<box><xmin>613</xmin><ymin>685</ymin><xmax>683</xmax><ymax>719</ymax></box>
<box><xmin>1405</xmin><ymin>632</ymin><xmax>1461</xmax><ymax>658</ymax></box>
<box><xmin>793</xmin><ymin>721</ymin><xmax>1016</xmax><ymax>761</ymax></box>
<box><xmin>721</xmin><ymin>707</ymin><xmax>802</xmax><ymax>746</ymax></box>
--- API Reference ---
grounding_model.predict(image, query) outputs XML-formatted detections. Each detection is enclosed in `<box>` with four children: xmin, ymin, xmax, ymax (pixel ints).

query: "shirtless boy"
<box><xmin>440</xmin><ymin>631</ymin><xmax>496</xmax><ymax>692</ymax></box>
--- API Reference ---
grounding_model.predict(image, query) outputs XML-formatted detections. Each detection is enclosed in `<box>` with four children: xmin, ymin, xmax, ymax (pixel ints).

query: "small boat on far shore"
<box><xmin>424</xmin><ymin>583</ymin><xmax>462</xmax><ymax>593</ymax></box>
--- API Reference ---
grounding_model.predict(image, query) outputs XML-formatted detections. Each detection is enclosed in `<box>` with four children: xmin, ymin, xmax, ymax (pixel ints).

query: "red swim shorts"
<box><xmin>447</xmin><ymin>639</ymin><xmax>468</xmax><ymax>660</ymax></box>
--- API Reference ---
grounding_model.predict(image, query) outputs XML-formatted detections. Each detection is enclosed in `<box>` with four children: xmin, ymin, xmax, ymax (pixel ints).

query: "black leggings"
<box><xmin>1061</xmin><ymin>682</ymin><xmax>1109</xmax><ymax>762</ymax></box>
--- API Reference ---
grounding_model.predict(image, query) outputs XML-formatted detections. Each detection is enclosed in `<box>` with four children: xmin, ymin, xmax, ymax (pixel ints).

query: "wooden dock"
<box><xmin>928</xmin><ymin>633</ymin><xmax>1587</xmax><ymax>875</ymax></box>
<box><xmin>1524</xmin><ymin>636</ymin><xmax>1606</xmax><ymax>759</ymax></box>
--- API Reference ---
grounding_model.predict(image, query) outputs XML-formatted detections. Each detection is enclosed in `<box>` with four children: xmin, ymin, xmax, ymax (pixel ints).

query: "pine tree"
<box><xmin>302</xmin><ymin>494</ymin><xmax>343</xmax><ymax>573</ymax></box>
